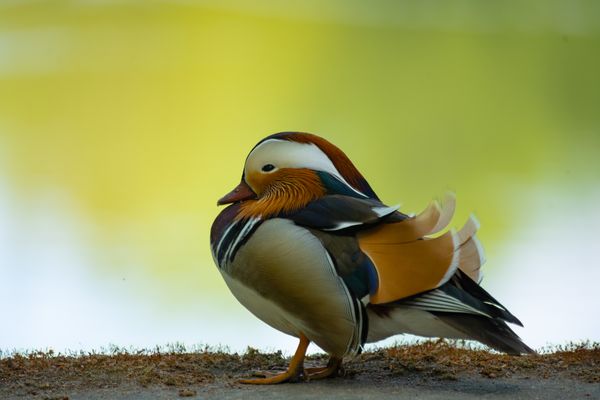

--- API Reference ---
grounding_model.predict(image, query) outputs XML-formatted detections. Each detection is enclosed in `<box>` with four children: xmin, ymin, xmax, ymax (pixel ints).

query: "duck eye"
<box><xmin>261</xmin><ymin>164</ymin><xmax>275</xmax><ymax>172</ymax></box>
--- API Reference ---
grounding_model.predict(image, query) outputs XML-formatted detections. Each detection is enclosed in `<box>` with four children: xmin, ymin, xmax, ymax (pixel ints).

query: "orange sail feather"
<box><xmin>358</xmin><ymin>193</ymin><xmax>482</xmax><ymax>304</ymax></box>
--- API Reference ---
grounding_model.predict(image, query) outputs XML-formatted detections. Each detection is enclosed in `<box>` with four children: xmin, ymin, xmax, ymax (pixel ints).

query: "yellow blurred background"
<box><xmin>1</xmin><ymin>1</ymin><xmax>599</xmax><ymax>354</ymax></box>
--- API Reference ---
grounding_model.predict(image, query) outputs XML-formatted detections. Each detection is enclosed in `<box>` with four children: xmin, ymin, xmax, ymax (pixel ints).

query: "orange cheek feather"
<box><xmin>246</xmin><ymin>170</ymin><xmax>269</xmax><ymax>195</ymax></box>
<box><xmin>238</xmin><ymin>169</ymin><xmax>325</xmax><ymax>220</ymax></box>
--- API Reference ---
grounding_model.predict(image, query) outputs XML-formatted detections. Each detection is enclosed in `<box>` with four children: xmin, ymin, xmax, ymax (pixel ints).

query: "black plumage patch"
<box><xmin>212</xmin><ymin>217</ymin><xmax>263</xmax><ymax>267</ymax></box>
<box><xmin>228</xmin><ymin>219</ymin><xmax>262</xmax><ymax>264</ymax></box>
<box><xmin>432</xmin><ymin>312</ymin><xmax>534</xmax><ymax>355</ymax></box>
<box><xmin>216</xmin><ymin>221</ymin><xmax>242</xmax><ymax>266</ymax></box>
<box><xmin>381</xmin><ymin>267</ymin><xmax>523</xmax><ymax>328</ymax></box>
<box><xmin>444</xmin><ymin>271</ymin><xmax>523</xmax><ymax>326</ymax></box>
<box><xmin>282</xmin><ymin>195</ymin><xmax>401</xmax><ymax>232</ymax></box>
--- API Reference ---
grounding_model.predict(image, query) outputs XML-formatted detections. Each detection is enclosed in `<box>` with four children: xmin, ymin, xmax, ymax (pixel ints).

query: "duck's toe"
<box><xmin>239</xmin><ymin>334</ymin><xmax>309</xmax><ymax>385</ymax></box>
<box><xmin>304</xmin><ymin>357</ymin><xmax>343</xmax><ymax>381</ymax></box>
<box><xmin>238</xmin><ymin>366</ymin><xmax>304</xmax><ymax>385</ymax></box>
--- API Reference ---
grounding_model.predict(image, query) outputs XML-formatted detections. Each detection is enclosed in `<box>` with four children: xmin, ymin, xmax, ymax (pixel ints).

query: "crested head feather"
<box><xmin>234</xmin><ymin>132</ymin><xmax>377</xmax><ymax>220</ymax></box>
<box><xmin>253</xmin><ymin>132</ymin><xmax>379</xmax><ymax>200</ymax></box>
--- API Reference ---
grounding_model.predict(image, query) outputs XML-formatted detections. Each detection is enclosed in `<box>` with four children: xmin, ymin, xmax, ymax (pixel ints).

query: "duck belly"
<box><xmin>219</xmin><ymin>218</ymin><xmax>361</xmax><ymax>357</ymax></box>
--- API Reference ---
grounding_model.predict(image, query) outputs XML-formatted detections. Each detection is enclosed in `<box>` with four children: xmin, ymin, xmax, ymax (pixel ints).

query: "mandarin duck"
<box><xmin>210</xmin><ymin>132</ymin><xmax>533</xmax><ymax>384</ymax></box>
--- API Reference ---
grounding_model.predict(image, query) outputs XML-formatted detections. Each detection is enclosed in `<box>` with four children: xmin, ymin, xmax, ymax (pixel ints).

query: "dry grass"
<box><xmin>1</xmin><ymin>340</ymin><xmax>598</xmax><ymax>397</ymax></box>
<box><xmin>376</xmin><ymin>340</ymin><xmax>600</xmax><ymax>383</ymax></box>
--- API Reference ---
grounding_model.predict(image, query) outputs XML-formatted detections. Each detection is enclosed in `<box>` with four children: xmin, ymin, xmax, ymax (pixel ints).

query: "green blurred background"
<box><xmin>1</xmin><ymin>0</ymin><xmax>599</xmax><ymax>353</ymax></box>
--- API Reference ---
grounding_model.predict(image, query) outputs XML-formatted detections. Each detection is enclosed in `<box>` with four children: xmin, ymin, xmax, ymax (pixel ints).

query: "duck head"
<box><xmin>218</xmin><ymin>132</ymin><xmax>378</xmax><ymax>218</ymax></box>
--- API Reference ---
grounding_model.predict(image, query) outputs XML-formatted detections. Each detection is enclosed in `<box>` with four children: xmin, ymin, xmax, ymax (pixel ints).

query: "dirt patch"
<box><xmin>1</xmin><ymin>341</ymin><xmax>598</xmax><ymax>399</ymax></box>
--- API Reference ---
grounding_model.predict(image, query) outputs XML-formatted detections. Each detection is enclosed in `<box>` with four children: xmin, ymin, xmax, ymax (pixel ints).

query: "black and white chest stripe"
<box><xmin>213</xmin><ymin>217</ymin><xmax>263</xmax><ymax>267</ymax></box>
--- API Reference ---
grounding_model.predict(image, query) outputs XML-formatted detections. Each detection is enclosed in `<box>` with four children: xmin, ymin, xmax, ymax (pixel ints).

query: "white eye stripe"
<box><xmin>246</xmin><ymin>139</ymin><xmax>367</xmax><ymax>197</ymax></box>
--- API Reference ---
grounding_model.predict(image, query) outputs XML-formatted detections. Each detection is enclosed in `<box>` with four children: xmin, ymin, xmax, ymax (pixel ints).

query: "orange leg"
<box><xmin>304</xmin><ymin>356</ymin><xmax>342</xmax><ymax>380</ymax></box>
<box><xmin>239</xmin><ymin>333</ymin><xmax>310</xmax><ymax>385</ymax></box>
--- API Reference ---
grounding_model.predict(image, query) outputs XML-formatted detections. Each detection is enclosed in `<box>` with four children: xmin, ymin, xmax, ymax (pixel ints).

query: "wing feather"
<box><xmin>456</xmin><ymin>215</ymin><xmax>485</xmax><ymax>283</ymax></box>
<box><xmin>401</xmin><ymin>289</ymin><xmax>492</xmax><ymax>317</ymax></box>
<box><xmin>358</xmin><ymin>192</ymin><xmax>456</xmax><ymax>245</ymax></box>
<box><xmin>360</xmin><ymin>229</ymin><xmax>460</xmax><ymax>304</ymax></box>
<box><xmin>285</xmin><ymin>195</ymin><xmax>403</xmax><ymax>231</ymax></box>
<box><xmin>358</xmin><ymin>194</ymin><xmax>485</xmax><ymax>304</ymax></box>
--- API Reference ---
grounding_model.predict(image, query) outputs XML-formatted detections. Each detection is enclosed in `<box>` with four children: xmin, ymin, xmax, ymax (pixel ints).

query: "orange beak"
<box><xmin>217</xmin><ymin>180</ymin><xmax>257</xmax><ymax>205</ymax></box>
